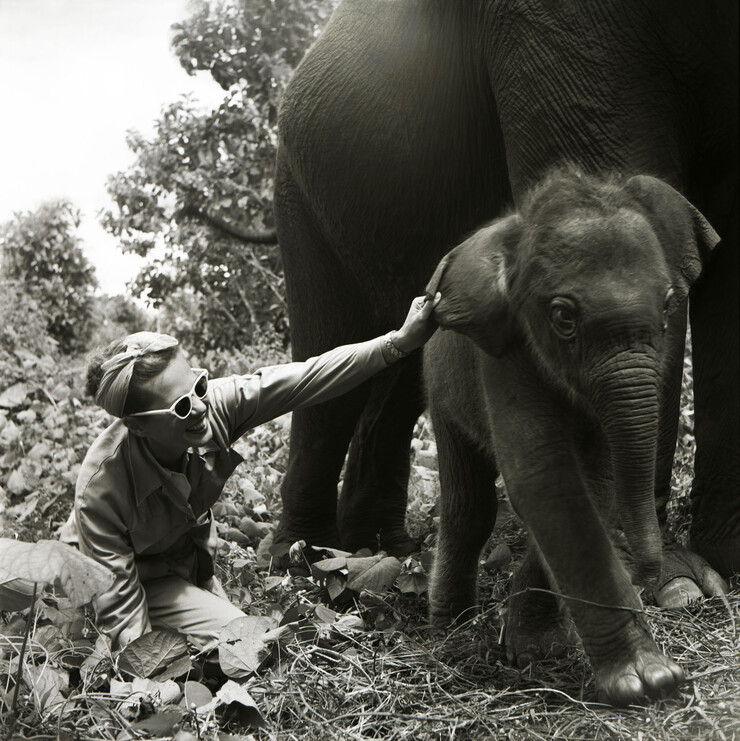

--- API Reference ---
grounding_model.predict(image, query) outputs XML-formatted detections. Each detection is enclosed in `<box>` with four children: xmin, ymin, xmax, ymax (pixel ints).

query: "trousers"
<box><xmin>143</xmin><ymin>575</ymin><xmax>246</xmax><ymax>650</ymax></box>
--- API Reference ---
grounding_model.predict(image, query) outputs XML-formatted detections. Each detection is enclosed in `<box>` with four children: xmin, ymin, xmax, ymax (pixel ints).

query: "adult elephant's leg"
<box><xmin>428</xmin><ymin>413</ymin><xmax>498</xmax><ymax>625</ymax></box>
<box><xmin>651</xmin><ymin>309</ymin><xmax>729</xmax><ymax>604</ymax></box>
<box><xmin>689</xmin><ymin>207</ymin><xmax>740</xmax><ymax>576</ymax></box>
<box><xmin>338</xmin><ymin>353</ymin><xmax>425</xmax><ymax>554</ymax></box>
<box><xmin>274</xmin><ymin>155</ymin><xmax>373</xmax><ymax>547</ymax></box>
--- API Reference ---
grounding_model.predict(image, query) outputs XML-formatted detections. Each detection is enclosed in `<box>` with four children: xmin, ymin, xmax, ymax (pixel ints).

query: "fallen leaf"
<box><xmin>396</xmin><ymin>570</ymin><xmax>428</xmax><ymax>595</ymax></box>
<box><xmin>313</xmin><ymin>604</ymin><xmax>338</xmax><ymax>624</ymax></box>
<box><xmin>326</xmin><ymin>572</ymin><xmax>347</xmax><ymax>601</ymax></box>
<box><xmin>218</xmin><ymin>615</ymin><xmax>276</xmax><ymax>679</ymax></box>
<box><xmin>117</xmin><ymin>630</ymin><xmax>190</xmax><ymax>679</ymax></box>
<box><xmin>0</xmin><ymin>539</ymin><xmax>113</xmax><ymax>607</ymax></box>
<box><xmin>178</xmin><ymin>680</ymin><xmax>213</xmax><ymax>711</ymax></box>
<box><xmin>131</xmin><ymin>677</ymin><xmax>182</xmax><ymax>705</ymax></box>
<box><xmin>311</xmin><ymin>557</ymin><xmax>348</xmax><ymax>575</ymax></box>
<box><xmin>346</xmin><ymin>555</ymin><xmax>402</xmax><ymax>594</ymax></box>
<box><xmin>335</xmin><ymin>614</ymin><xmax>365</xmax><ymax>631</ymax></box>
<box><xmin>117</xmin><ymin>709</ymin><xmax>185</xmax><ymax>740</ymax></box>
<box><xmin>263</xmin><ymin>575</ymin><xmax>283</xmax><ymax>591</ymax></box>
<box><xmin>0</xmin><ymin>382</ymin><xmax>29</xmax><ymax>409</ymax></box>
<box><xmin>483</xmin><ymin>543</ymin><xmax>512</xmax><ymax>572</ymax></box>
<box><xmin>24</xmin><ymin>663</ymin><xmax>68</xmax><ymax>716</ymax></box>
<box><xmin>6</xmin><ymin>468</ymin><xmax>29</xmax><ymax>496</ymax></box>
<box><xmin>0</xmin><ymin>578</ymin><xmax>37</xmax><ymax>611</ymax></box>
<box><xmin>199</xmin><ymin>679</ymin><xmax>265</xmax><ymax>728</ymax></box>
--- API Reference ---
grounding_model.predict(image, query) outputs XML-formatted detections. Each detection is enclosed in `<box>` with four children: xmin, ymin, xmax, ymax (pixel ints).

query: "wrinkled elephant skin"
<box><xmin>274</xmin><ymin>3</ymin><xmax>738</xmax><ymax>592</ymax></box>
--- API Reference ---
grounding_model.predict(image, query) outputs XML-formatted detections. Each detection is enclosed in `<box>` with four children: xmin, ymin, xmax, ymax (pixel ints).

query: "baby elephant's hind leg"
<box><xmin>429</xmin><ymin>414</ymin><xmax>498</xmax><ymax>625</ymax></box>
<box><xmin>505</xmin><ymin>544</ymin><xmax>574</xmax><ymax>667</ymax></box>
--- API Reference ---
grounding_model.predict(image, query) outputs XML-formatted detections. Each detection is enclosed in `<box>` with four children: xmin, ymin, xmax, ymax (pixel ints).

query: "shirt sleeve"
<box><xmin>212</xmin><ymin>335</ymin><xmax>389</xmax><ymax>444</ymax></box>
<box><xmin>75</xmin><ymin>489</ymin><xmax>151</xmax><ymax>649</ymax></box>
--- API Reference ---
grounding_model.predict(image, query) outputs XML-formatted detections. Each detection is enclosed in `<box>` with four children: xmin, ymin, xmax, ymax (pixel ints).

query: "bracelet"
<box><xmin>384</xmin><ymin>331</ymin><xmax>410</xmax><ymax>360</ymax></box>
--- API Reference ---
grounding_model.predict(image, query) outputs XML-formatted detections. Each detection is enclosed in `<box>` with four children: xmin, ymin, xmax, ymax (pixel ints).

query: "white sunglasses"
<box><xmin>128</xmin><ymin>368</ymin><xmax>209</xmax><ymax>420</ymax></box>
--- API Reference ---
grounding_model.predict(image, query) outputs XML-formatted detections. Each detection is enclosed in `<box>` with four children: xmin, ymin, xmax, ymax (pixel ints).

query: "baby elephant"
<box><xmin>424</xmin><ymin>168</ymin><xmax>722</xmax><ymax>705</ymax></box>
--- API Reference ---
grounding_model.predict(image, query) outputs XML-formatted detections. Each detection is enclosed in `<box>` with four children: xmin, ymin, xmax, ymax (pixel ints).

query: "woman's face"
<box><xmin>126</xmin><ymin>352</ymin><xmax>214</xmax><ymax>458</ymax></box>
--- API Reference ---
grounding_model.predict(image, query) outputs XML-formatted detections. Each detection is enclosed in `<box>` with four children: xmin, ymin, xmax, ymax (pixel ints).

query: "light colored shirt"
<box><xmin>60</xmin><ymin>337</ymin><xmax>388</xmax><ymax>648</ymax></box>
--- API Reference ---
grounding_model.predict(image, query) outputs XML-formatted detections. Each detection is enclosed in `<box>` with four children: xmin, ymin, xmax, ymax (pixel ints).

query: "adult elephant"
<box><xmin>273</xmin><ymin>1</ymin><xmax>739</xmax><ymax>578</ymax></box>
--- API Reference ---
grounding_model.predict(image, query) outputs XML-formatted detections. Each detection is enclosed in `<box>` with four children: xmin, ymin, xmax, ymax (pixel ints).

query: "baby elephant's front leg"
<box><xmin>502</xmin><ymin>449</ymin><xmax>684</xmax><ymax>706</ymax></box>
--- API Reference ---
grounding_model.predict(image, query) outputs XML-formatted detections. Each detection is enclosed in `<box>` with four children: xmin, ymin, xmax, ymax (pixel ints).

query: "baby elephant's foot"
<box><xmin>505</xmin><ymin>610</ymin><xmax>572</xmax><ymax>668</ymax></box>
<box><xmin>593</xmin><ymin>633</ymin><xmax>684</xmax><ymax>706</ymax></box>
<box><xmin>428</xmin><ymin>581</ymin><xmax>477</xmax><ymax>628</ymax></box>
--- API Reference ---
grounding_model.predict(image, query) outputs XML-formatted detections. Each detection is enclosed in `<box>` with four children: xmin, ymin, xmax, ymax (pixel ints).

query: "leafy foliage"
<box><xmin>102</xmin><ymin>0</ymin><xmax>335</xmax><ymax>351</ymax></box>
<box><xmin>0</xmin><ymin>201</ymin><xmax>97</xmax><ymax>354</ymax></box>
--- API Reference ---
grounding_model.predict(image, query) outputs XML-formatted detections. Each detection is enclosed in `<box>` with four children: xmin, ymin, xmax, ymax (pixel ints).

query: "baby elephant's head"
<box><xmin>428</xmin><ymin>167</ymin><xmax>718</xmax><ymax>388</ymax></box>
<box><xmin>426</xmin><ymin>167</ymin><xmax>719</xmax><ymax>579</ymax></box>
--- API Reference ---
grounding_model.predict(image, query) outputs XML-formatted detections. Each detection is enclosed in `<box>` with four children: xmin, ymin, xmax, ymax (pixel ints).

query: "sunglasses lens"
<box><xmin>173</xmin><ymin>396</ymin><xmax>192</xmax><ymax>419</ymax></box>
<box><xmin>194</xmin><ymin>373</ymin><xmax>208</xmax><ymax>399</ymax></box>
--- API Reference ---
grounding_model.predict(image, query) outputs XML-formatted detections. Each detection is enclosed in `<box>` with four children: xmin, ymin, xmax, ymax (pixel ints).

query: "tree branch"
<box><xmin>177</xmin><ymin>204</ymin><xmax>277</xmax><ymax>244</ymax></box>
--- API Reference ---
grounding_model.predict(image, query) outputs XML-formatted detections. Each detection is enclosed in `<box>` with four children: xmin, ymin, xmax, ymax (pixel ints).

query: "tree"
<box><xmin>102</xmin><ymin>0</ymin><xmax>335</xmax><ymax>351</ymax></box>
<box><xmin>0</xmin><ymin>200</ymin><xmax>97</xmax><ymax>354</ymax></box>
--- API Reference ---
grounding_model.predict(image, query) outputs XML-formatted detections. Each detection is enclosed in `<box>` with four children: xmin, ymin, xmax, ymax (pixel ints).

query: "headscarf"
<box><xmin>95</xmin><ymin>332</ymin><xmax>179</xmax><ymax>418</ymax></box>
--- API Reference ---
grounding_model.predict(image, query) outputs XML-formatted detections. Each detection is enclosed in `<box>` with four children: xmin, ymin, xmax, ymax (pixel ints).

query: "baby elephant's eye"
<box><xmin>550</xmin><ymin>298</ymin><xmax>578</xmax><ymax>339</ymax></box>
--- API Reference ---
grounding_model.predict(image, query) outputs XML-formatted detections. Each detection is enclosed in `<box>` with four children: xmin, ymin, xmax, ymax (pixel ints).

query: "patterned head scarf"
<box><xmin>95</xmin><ymin>332</ymin><xmax>179</xmax><ymax>418</ymax></box>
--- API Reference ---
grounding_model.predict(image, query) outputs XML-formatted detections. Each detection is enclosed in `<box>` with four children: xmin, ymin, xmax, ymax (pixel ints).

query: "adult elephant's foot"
<box><xmin>591</xmin><ymin>625</ymin><xmax>684</xmax><ymax>705</ymax></box>
<box><xmin>428</xmin><ymin>576</ymin><xmax>477</xmax><ymax>627</ymax></box>
<box><xmin>340</xmin><ymin>525</ymin><xmax>417</xmax><ymax>557</ymax></box>
<box><xmin>428</xmin><ymin>597</ymin><xmax>477</xmax><ymax>627</ymax></box>
<box><xmin>273</xmin><ymin>521</ymin><xmax>341</xmax><ymax>551</ymax></box>
<box><xmin>690</xmin><ymin>534</ymin><xmax>740</xmax><ymax>579</ymax></box>
<box><xmin>654</xmin><ymin>542</ymin><xmax>728</xmax><ymax>608</ymax></box>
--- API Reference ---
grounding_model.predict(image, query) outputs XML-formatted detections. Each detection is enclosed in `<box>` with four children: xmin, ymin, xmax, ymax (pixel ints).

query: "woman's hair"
<box><xmin>86</xmin><ymin>340</ymin><xmax>180</xmax><ymax>415</ymax></box>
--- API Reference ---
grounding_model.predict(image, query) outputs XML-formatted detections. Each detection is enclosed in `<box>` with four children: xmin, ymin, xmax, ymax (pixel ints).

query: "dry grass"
<box><xmin>243</xmin><ymin>534</ymin><xmax>739</xmax><ymax>741</ymax></box>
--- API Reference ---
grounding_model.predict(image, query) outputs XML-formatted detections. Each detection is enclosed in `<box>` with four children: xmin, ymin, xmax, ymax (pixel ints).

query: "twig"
<box><xmin>4</xmin><ymin>581</ymin><xmax>37</xmax><ymax>741</ymax></box>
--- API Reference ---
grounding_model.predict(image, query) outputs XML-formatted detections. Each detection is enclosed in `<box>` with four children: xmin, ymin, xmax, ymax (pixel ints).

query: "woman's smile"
<box><xmin>186</xmin><ymin>414</ymin><xmax>209</xmax><ymax>436</ymax></box>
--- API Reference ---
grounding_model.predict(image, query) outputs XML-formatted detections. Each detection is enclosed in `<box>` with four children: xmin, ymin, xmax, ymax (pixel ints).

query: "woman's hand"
<box><xmin>391</xmin><ymin>293</ymin><xmax>441</xmax><ymax>354</ymax></box>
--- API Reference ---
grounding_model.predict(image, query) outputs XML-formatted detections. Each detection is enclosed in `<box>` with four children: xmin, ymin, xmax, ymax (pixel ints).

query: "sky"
<box><xmin>0</xmin><ymin>0</ymin><xmax>225</xmax><ymax>295</ymax></box>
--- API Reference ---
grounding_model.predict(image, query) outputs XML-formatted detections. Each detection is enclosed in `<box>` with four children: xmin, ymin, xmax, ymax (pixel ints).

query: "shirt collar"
<box><xmin>127</xmin><ymin>433</ymin><xmax>200</xmax><ymax>506</ymax></box>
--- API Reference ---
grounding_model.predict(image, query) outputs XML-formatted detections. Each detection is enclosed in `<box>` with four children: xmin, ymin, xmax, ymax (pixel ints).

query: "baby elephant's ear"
<box><xmin>624</xmin><ymin>175</ymin><xmax>721</xmax><ymax>295</ymax></box>
<box><xmin>425</xmin><ymin>215</ymin><xmax>521</xmax><ymax>357</ymax></box>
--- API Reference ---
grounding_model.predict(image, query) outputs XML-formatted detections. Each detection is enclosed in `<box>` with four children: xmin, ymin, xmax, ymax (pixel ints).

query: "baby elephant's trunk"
<box><xmin>591</xmin><ymin>357</ymin><xmax>663</xmax><ymax>583</ymax></box>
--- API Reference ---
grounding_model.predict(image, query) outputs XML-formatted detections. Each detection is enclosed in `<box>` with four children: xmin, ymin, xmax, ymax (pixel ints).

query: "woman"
<box><xmin>60</xmin><ymin>294</ymin><xmax>439</xmax><ymax>650</ymax></box>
